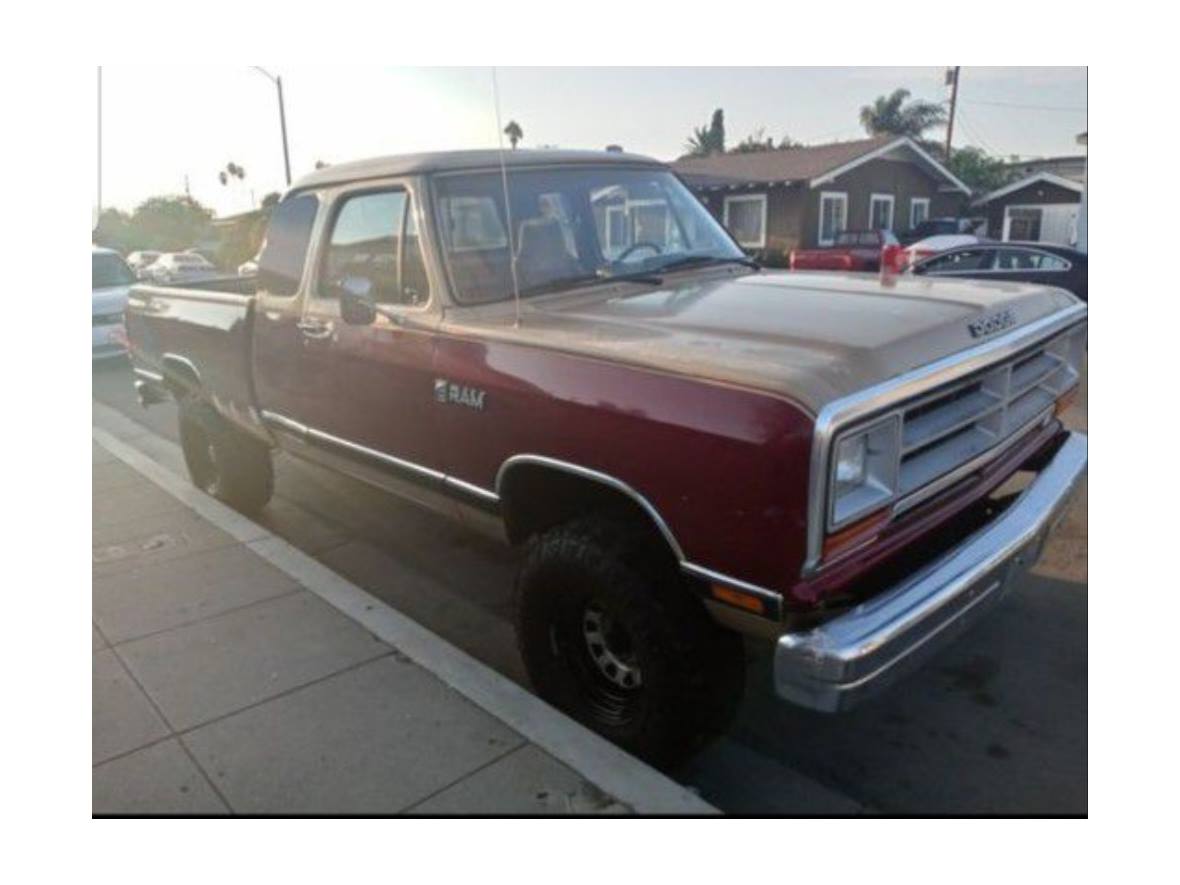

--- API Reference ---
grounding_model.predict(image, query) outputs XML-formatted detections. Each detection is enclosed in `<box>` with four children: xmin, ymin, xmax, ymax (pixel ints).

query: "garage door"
<box><xmin>1003</xmin><ymin>203</ymin><xmax>1079</xmax><ymax>246</ymax></box>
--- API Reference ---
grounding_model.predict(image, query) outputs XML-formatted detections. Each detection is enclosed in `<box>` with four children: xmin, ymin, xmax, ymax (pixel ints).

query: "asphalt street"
<box><xmin>93</xmin><ymin>359</ymin><xmax>1087</xmax><ymax>814</ymax></box>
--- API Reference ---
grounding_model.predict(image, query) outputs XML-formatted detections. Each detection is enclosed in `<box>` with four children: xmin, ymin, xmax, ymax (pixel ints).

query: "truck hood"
<box><xmin>448</xmin><ymin>269</ymin><xmax>1081</xmax><ymax>415</ymax></box>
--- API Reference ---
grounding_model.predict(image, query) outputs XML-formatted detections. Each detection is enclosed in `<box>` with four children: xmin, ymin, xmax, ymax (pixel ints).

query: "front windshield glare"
<box><xmin>434</xmin><ymin>167</ymin><xmax>743</xmax><ymax>304</ymax></box>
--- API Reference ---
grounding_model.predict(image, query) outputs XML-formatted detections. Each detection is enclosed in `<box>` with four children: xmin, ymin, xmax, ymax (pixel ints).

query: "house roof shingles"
<box><xmin>672</xmin><ymin>136</ymin><xmax>895</xmax><ymax>187</ymax></box>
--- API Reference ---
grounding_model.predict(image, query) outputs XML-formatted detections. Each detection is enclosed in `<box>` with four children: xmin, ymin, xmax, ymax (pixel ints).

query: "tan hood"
<box><xmin>444</xmin><ymin>269</ymin><xmax>1081</xmax><ymax>415</ymax></box>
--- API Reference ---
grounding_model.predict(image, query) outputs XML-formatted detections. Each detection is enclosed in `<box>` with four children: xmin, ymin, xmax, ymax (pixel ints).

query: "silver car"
<box><xmin>144</xmin><ymin>252</ymin><xmax>219</xmax><ymax>284</ymax></box>
<box><xmin>92</xmin><ymin>247</ymin><xmax>134</xmax><ymax>360</ymax></box>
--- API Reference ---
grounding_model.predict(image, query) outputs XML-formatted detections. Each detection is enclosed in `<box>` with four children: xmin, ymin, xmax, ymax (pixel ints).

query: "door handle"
<box><xmin>297</xmin><ymin>318</ymin><xmax>333</xmax><ymax>340</ymax></box>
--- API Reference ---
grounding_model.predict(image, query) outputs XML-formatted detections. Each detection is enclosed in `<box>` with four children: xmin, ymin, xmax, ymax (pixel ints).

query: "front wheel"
<box><xmin>178</xmin><ymin>400</ymin><xmax>274</xmax><ymax>514</ymax></box>
<box><xmin>515</xmin><ymin>518</ymin><xmax>745</xmax><ymax>767</ymax></box>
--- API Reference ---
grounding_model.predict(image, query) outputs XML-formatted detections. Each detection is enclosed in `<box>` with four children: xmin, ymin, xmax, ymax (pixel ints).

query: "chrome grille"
<box><xmin>896</xmin><ymin>324</ymin><xmax>1085</xmax><ymax>503</ymax></box>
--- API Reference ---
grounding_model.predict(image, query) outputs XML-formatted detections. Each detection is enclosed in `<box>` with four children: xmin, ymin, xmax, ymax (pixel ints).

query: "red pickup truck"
<box><xmin>126</xmin><ymin>150</ymin><xmax>1088</xmax><ymax>764</ymax></box>
<box><xmin>789</xmin><ymin>229</ymin><xmax>902</xmax><ymax>272</ymax></box>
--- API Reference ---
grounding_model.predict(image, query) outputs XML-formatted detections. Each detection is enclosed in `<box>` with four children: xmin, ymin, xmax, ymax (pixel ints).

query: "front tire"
<box><xmin>515</xmin><ymin>517</ymin><xmax>744</xmax><ymax>767</ymax></box>
<box><xmin>178</xmin><ymin>400</ymin><xmax>274</xmax><ymax>514</ymax></box>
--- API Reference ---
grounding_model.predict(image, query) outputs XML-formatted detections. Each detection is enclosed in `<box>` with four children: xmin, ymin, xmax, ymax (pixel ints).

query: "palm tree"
<box><xmin>859</xmin><ymin>89</ymin><xmax>947</xmax><ymax>140</ymax></box>
<box><xmin>683</xmin><ymin>109</ymin><xmax>726</xmax><ymax>158</ymax></box>
<box><xmin>504</xmin><ymin>120</ymin><xmax>523</xmax><ymax>150</ymax></box>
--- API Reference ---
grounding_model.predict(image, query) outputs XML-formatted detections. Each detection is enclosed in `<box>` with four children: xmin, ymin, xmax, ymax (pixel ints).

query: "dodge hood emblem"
<box><xmin>968</xmin><ymin>309</ymin><xmax>1016</xmax><ymax>339</ymax></box>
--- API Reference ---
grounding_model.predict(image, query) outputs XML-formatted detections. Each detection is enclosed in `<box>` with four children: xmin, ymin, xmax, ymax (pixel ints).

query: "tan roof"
<box><xmin>671</xmin><ymin>135</ymin><xmax>971</xmax><ymax>194</ymax></box>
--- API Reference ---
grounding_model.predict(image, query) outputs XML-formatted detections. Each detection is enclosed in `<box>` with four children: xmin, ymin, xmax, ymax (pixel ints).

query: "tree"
<box><xmin>683</xmin><ymin>109</ymin><xmax>725</xmax><ymax>158</ymax></box>
<box><xmin>93</xmin><ymin>208</ymin><xmax>135</xmax><ymax>252</ymax></box>
<box><xmin>859</xmin><ymin>89</ymin><xmax>946</xmax><ymax>141</ymax></box>
<box><xmin>218</xmin><ymin>161</ymin><xmax>246</xmax><ymax>187</ymax></box>
<box><xmin>730</xmin><ymin>128</ymin><xmax>803</xmax><ymax>154</ymax></box>
<box><xmin>946</xmin><ymin>146</ymin><xmax>1019</xmax><ymax>194</ymax></box>
<box><xmin>128</xmin><ymin>195</ymin><xmax>215</xmax><ymax>252</ymax></box>
<box><xmin>503</xmin><ymin>120</ymin><xmax>523</xmax><ymax>149</ymax></box>
<box><xmin>314</xmin><ymin>160</ymin><xmax>330</xmax><ymax>170</ymax></box>
<box><xmin>260</xmin><ymin>191</ymin><xmax>281</xmax><ymax>209</ymax></box>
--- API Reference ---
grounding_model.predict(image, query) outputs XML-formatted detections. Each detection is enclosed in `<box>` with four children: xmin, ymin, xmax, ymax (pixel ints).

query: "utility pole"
<box><xmin>253</xmin><ymin>67</ymin><xmax>292</xmax><ymax>186</ymax></box>
<box><xmin>945</xmin><ymin>66</ymin><xmax>961</xmax><ymax>161</ymax></box>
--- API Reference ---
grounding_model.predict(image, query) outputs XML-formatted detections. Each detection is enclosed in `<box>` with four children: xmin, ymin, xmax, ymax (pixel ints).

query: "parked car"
<box><xmin>899</xmin><ymin>217</ymin><xmax>985</xmax><ymax>246</ymax></box>
<box><xmin>900</xmin><ymin>233</ymin><xmax>990</xmax><ymax>269</ymax></box>
<box><xmin>144</xmin><ymin>251</ymin><xmax>219</xmax><ymax>284</ymax></box>
<box><xmin>788</xmin><ymin>229</ymin><xmax>901</xmax><ymax>272</ymax></box>
<box><xmin>92</xmin><ymin>246</ymin><xmax>134</xmax><ymax>360</ymax></box>
<box><xmin>126</xmin><ymin>149</ymin><xmax>1088</xmax><ymax>764</ymax></box>
<box><xmin>909</xmin><ymin>242</ymin><xmax>1087</xmax><ymax>301</ymax></box>
<box><xmin>126</xmin><ymin>250</ymin><xmax>162</xmax><ymax>278</ymax></box>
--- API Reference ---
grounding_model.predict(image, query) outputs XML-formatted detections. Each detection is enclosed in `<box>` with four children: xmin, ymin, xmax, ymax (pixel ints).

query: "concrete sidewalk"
<box><xmin>92</xmin><ymin>418</ymin><xmax>714</xmax><ymax>815</ymax></box>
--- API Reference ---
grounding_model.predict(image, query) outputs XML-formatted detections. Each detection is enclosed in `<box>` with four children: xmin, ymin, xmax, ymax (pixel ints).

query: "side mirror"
<box><xmin>339</xmin><ymin>275</ymin><xmax>377</xmax><ymax>325</ymax></box>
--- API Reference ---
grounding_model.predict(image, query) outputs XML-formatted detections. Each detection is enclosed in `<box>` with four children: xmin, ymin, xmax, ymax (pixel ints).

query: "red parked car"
<box><xmin>125</xmin><ymin>150</ymin><xmax>1088</xmax><ymax>764</ymax></box>
<box><xmin>789</xmin><ymin>229</ymin><xmax>902</xmax><ymax>272</ymax></box>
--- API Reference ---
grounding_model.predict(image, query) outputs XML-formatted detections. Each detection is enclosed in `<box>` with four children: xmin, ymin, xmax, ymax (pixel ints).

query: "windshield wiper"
<box><xmin>595</xmin><ymin>268</ymin><xmax>665</xmax><ymax>285</ymax></box>
<box><xmin>652</xmin><ymin>254</ymin><xmax>762</xmax><ymax>273</ymax></box>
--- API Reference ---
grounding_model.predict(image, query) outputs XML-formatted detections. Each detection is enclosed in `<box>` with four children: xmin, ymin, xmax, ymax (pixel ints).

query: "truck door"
<box><xmin>297</xmin><ymin>184</ymin><xmax>445</xmax><ymax>506</ymax></box>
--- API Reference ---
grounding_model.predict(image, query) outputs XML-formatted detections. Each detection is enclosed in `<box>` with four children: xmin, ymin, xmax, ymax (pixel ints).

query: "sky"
<box><xmin>99</xmin><ymin>66</ymin><xmax>1087</xmax><ymax>217</ymax></box>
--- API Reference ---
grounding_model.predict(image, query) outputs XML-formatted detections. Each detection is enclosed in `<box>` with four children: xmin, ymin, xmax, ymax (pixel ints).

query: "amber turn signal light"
<box><xmin>709</xmin><ymin>584</ymin><xmax>766</xmax><ymax>615</ymax></box>
<box><xmin>822</xmin><ymin>508</ymin><xmax>890</xmax><ymax>560</ymax></box>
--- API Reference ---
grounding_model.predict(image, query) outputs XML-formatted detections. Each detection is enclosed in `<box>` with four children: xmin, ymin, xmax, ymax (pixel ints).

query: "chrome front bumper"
<box><xmin>774</xmin><ymin>431</ymin><xmax>1087</xmax><ymax>712</ymax></box>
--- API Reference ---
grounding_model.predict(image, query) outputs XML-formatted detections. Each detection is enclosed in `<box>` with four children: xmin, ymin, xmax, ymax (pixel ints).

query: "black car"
<box><xmin>909</xmin><ymin>241</ymin><xmax>1087</xmax><ymax>301</ymax></box>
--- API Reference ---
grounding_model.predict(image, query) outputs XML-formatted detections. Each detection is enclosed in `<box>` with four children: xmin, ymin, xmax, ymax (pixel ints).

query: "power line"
<box><xmin>962</xmin><ymin>98</ymin><xmax>1086</xmax><ymax>112</ymax></box>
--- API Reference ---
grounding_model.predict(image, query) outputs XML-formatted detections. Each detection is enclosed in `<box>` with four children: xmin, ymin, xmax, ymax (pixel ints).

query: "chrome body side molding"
<box><xmin>257</xmin><ymin>419</ymin><xmax>788</xmax><ymax>616</ymax></box>
<box><xmin>803</xmin><ymin>303</ymin><xmax>1087</xmax><ymax>575</ymax></box>
<box><xmin>495</xmin><ymin>454</ymin><xmax>685</xmax><ymax>562</ymax></box>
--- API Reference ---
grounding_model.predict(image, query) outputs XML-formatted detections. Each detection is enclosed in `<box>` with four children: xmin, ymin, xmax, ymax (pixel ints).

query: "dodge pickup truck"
<box><xmin>125</xmin><ymin>149</ymin><xmax>1088</xmax><ymax>765</ymax></box>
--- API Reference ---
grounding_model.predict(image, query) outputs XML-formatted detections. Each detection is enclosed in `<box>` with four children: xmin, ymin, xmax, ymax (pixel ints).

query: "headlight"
<box><xmin>829</xmin><ymin>415</ymin><xmax>901</xmax><ymax>529</ymax></box>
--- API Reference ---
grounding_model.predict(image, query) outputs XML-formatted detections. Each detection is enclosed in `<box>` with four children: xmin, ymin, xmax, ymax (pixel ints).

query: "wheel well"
<box><xmin>161</xmin><ymin>355</ymin><xmax>202</xmax><ymax>400</ymax></box>
<box><xmin>498</xmin><ymin>462</ymin><xmax>682</xmax><ymax>566</ymax></box>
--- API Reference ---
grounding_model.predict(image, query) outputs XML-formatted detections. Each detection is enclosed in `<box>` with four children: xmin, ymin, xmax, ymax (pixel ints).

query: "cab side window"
<box><xmin>320</xmin><ymin>190</ymin><xmax>430</xmax><ymax>306</ymax></box>
<box><xmin>258</xmin><ymin>194</ymin><xmax>319</xmax><ymax>296</ymax></box>
<box><xmin>922</xmin><ymin>248</ymin><xmax>993</xmax><ymax>272</ymax></box>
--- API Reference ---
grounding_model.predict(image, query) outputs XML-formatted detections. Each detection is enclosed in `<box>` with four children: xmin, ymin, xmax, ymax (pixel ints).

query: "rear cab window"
<box><xmin>258</xmin><ymin>194</ymin><xmax>320</xmax><ymax>297</ymax></box>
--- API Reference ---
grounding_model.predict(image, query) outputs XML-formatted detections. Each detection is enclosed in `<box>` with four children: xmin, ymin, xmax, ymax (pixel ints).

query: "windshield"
<box><xmin>92</xmin><ymin>253</ymin><xmax>134</xmax><ymax>288</ymax></box>
<box><xmin>433</xmin><ymin>166</ymin><xmax>744</xmax><ymax>304</ymax></box>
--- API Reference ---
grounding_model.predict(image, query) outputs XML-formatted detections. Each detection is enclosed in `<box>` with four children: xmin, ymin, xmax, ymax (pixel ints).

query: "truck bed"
<box><xmin>124</xmin><ymin>276</ymin><xmax>264</xmax><ymax>437</ymax></box>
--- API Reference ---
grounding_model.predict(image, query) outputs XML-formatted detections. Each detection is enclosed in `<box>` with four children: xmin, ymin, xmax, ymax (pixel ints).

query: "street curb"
<box><xmin>92</xmin><ymin>416</ymin><xmax>717</xmax><ymax>815</ymax></box>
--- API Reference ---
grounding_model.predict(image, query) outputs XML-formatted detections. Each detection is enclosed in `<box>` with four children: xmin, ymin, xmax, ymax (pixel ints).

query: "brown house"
<box><xmin>672</xmin><ymin>135</ymin><xmax>971</xmax><ymax>260</ymax></box>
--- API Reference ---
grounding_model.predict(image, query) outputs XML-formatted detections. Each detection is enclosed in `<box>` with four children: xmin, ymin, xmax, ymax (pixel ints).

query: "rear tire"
<box><xmin>515</xmin><ymin>517</ymin><xmax>744</xmax><ymax>768</ymax></box>
<box><xmin>178</xmin><ymin>400</ymin><xmax>274</xmax><ymax>514</ymax></box>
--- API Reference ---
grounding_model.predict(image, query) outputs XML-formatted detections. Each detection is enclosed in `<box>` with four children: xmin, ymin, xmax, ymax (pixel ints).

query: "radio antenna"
<box><xmin>491</xmin><ymin>67</ymin><xmax>522</xmax><ymax>328</ymax></box>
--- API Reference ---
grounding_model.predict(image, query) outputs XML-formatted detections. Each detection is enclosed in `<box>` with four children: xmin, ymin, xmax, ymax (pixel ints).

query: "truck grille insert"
<box><xmin>896</xmin><ymin>325</ymin><xmax>1086</xmax><ymax>502</ymax></box>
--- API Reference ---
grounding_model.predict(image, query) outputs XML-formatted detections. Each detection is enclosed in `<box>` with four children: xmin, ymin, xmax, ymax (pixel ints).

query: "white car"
<box><xmin>144</xmin><ymin>252</ymin><xmax>219</xmax><ymax>284</ymax></box>
<box><xmin>901</xmin><ymin>234</ymin><xmax>989</xmax><ymax>269</ymax></box>
<box><xmin>92</xmin><ymin>247</ymin><xmax>135</xmax><ymax>360</ymax></box>
<box><xmin>126</xmin><ymin>250</ymin><xmax>161</xmax><ymax>278</ymax></box>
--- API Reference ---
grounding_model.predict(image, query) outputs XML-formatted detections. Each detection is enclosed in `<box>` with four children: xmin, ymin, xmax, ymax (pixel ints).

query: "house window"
<box><xmin>723</xmin><ymin>193</ymin><xmax>767</xmax><ymax>249</ymax></box>
<box><xmin>868</xmin><ymin>193</ymin><xmax>895</xmax><ymax>231</ymax></box>
<box><xmin>1004</xmin><ymin>206</ymin><xmax>1043</xmax><ymax>241</ymax></box>
<box><xmin>910</xmin><ymin>197</ymin><xmax>930</xmax><ymax>230</ymax></box>
<box><xmin>818</xmin><ymin>191</ymin><xmax>847</xmax><ymax>246</ymax></box>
